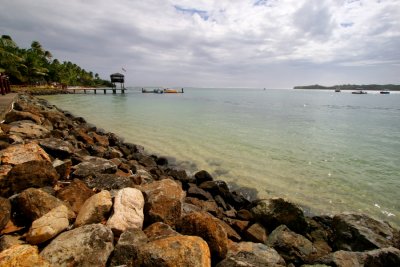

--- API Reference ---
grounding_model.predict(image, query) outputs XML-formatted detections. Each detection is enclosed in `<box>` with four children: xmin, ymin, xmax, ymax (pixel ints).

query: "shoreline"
<box><xmin>0</xmin><ymin>93</ymin><xmax>399</xmax><ymax>266</ymax></box>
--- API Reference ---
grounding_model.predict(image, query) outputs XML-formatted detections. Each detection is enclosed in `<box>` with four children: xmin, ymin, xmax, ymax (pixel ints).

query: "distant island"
<box><xmin>293</xmin><ymin>84</ymin><xmax>400</xmax><ymax>91</ymax></box>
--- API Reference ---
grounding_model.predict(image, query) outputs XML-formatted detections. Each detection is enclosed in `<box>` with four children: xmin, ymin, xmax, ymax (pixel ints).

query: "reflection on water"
<box><xmin>43</xmin><ymin>88</ymin><xmax>400</xmax><ymax>226</ymax></box>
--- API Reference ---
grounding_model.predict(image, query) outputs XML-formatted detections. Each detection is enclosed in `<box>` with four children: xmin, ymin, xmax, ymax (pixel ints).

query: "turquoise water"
<box><xmin>42</xmin><ymin>88</ymin><xmax>400</xmax><ymax>226</ymax></box>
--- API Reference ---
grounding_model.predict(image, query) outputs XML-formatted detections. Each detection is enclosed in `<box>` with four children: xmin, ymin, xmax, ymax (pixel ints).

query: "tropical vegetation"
<box><xmin>0</xmin><ymin>35</ymin><xmax>112</xmax><ymax>87</ymax></box>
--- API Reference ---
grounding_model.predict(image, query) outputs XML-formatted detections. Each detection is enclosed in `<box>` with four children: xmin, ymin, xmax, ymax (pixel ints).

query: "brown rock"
<box><xmin>52</xmin><ymin>159</ymin><xmax>72</xmax><ymax>180</ymax></box>
<box><xmin>56</xmin><ymin>179</ymin><xmax>94</xmax><ymax>214</ymax></box>
<box><xmin>216</xmin><ymin>218</ymin><xmax>242</xmax><ymax>242</ymax></box>
<box><xmin>4</xmin><ymin>110</ymin><xmax>43</xmax><ymax>124</ymax></box>
<box><xmin>26</xmin><ymin>205</ymin><xmax>69</xmax><ymax>245</ymax></box>
<box><xmin>244</xmin><ymin>222</ymin><xmax>268</xmax><ymax>243</ymax></box>
<box><xmin>0</xmin><ymin>165</ymin><xmax>12</xmax><ymax>178</ymax></box>
<box><xmin>0</xmin><ymin>244</ymin><xmax>50</xmax><ymax>266</ymax></box>
<box><xmin>0</xmin><ymin>197</ymin><xmax>11</xmax><ymax>231</ymax></box>
<box><xmin>75</xmin><ymin>190</ymin><xmax>112</xmax><ymax>227</ymax></box>
<box><xmin>135</xmin><ymin>235</ymin><xmax>211</xmax><ymax>267</ymax></box>
<box><xmin>0</xmin><ymin>235</ymin><xmax>24</xmax><ymax>251</ymax></box>
<box><xmin>180</xmin><ymin>211</ymin><xmax>228</xmax><ymax>261</ymax></box>
<box><xmin>16</xmin><ymin>188</ymin><xmax>74</xmax><ymax>223</ymax></box>
<box><xmin>8</xmin><ymin>121</ymin><xmax>50</xmax><ymax>139</ymax></box>
<box><xmin>1</xmin><ymin>160</ymin><xmax>59</xmax><ymax>197</ymax></box>
<box><xmin>185</xmin><ymin>197</ymin><xmax>221</xmax><ymax>217</ymax></box>
<box><xmin>144</xmin><ymin>222</ymin><xmax>180</xmax><ymax>240</ymax></box>
<box><xmin>187</xmin><ymin>183</ymin><xmax>214</xmax><ymax>201</ymax></box>
<box><xmin>140</xmin><ymin>179</ymin><xmax>185</xmax><ymax>226</ymax></box>
<box><xmin>72</xmin><ymin>156</ymin><xmax>117</xmax><ymax>178</ymax></box>
<box><xmin>91</xmin><ymin>132</ymin><xmax>109</xmax><ymax>147</ymax></box>
<box><xmin>72</xmin><ymin>128</ymin><xmax>94</xmax><ymax>145</ymax></box>
<box><xmin>0</xmin><ymin>143</ymin><xmax>51</xmax><ymax>165</ymax></box>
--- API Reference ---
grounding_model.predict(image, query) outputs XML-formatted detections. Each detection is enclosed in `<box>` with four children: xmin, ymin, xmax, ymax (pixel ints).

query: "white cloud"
<box><xmin>1</xmin><ymin>0</ymin><xmax>399</xmax><ymax>87</ymax></box>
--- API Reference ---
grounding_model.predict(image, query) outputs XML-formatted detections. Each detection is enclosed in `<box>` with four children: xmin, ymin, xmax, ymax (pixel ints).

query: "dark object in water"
<box><xmin>352</xmin><ymin>90</ymin><xmax>367</xmax><ymax>94</ymax></box>
<box><xmin>380</xmin><ymin>90</ymin><xmax>390</xmax><ymax>94</ymax></box>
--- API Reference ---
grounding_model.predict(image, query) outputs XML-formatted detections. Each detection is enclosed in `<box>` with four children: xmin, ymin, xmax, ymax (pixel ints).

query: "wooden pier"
<box><xmin>67</xmin><ymin>88</ymin><xmax>126</xmax><ymax>94</ymax></box>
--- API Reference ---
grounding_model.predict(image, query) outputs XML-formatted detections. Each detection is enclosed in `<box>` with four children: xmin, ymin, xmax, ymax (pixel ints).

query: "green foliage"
<box><xmin>0</xmin><ymin>35</ymin><xmax>111</xmax><ymax>87</ymax></box>
<box><xmin>294</xmin><ymin>84</ymin><xmax>400</xmax><ymax>91</ymax></box>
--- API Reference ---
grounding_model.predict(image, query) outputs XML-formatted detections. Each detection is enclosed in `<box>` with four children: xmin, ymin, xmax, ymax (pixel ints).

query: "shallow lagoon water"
<box><xmin>43</xmin><ymin>88</ymin><xmax>400</xmax><ymax>226</ymax></box>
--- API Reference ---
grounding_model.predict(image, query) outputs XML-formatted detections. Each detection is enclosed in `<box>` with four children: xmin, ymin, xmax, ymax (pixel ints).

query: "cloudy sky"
<box><xmin>1</xmin><ymin>0</ymin><xmax>399</xmax><ymax>88</ymax></box>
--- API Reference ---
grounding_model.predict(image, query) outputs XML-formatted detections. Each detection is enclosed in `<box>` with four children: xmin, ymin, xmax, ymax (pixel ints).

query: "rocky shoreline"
<box><xmin>0</xmin><ymin>94</ymin><xmax>399</xmax><ymax>266</ymax></box>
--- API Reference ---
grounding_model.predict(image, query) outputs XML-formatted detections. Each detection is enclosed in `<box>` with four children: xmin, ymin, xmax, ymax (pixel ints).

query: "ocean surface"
<box><xmin>42</xmin><ymin>88</ymin><xmax>400</xmax><ymax>227</ymax></box>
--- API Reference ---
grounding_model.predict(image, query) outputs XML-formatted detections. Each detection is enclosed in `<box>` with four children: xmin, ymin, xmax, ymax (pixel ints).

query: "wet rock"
<box><xmin>138</xmin><ymin>155</ymin><xmax>157</xmax><ymax>168</ymax></box>
<box><xmin>215</xmin><ymin>194</ymin><xmax>229</xmax><ymax>210</ymax></box>
<box><xmin>52</xmin><ymin>158</ymin><xmax>72</xmax><ymax>180</ymax></box>
<box><xmin>0</xmin><ymin>197</ymin><xmax>11</xmax><ymax>231</ymax></box>
<box><xmin>251</xmin><ymin>198</ymin><xmax>308</xmax><ymax>234</ymax></box>
<box><xmin>75</xmin><ymin>190</ymin><xmax>112</xmax><ymax>227</ymax></box>
<box><xmin>107</xmin><ymin>188</ymin><xmax>144</xmax><ymax>235</ymax></box>
<box><xmin>109</xmin><ymin>228</ymin><xmax>148</xmax><ymax>267</ymax></box>
<box><xmin>199</xmin><ymin>180</ymin><xmax>230</xmax><ymax>198</ymax></box>
<box><xmin>16</xmin><ymin>188</ymin><xmax>74</xmax><ymax>222</ymax></box>
<box><xmin>1</xmin><ymin>160</ymin><xmax>59</xmax><ymax>197</ymax></box>
<box><xmin>225</xmin><ymin>218</ymin><xmax>251</xmax><ymax>234</ymax></box>
<box><xmin>180</xmin><ymin>211</ymin><xmax>228</xmax><ymax>261</ymax></box>
<box><xmin>156</xmin><ymin>156</ymin><xmax>168</xmax><ymax>166</ymax></box>
<box><xmin>195</xmin><ymin>170</ymin><xmax>214</xmax><ymax>185</ymax></box>
<box><xmin>237</xmin><ymin>209</ymin><xmax>253</xmax><ymax>221</ymax></box>
<box><xmin>72</xmin><ymin>128</ymin><xmax>94</xmax><ymax>145</ymax></box>
<box><xmin>39</xmin><ymin>137</ymin><xmax>74</xmax><ymax>159</ymax></box>
<box><xmin>40</xmin><ymin>224</ymin><xmax>114</xmax><ymax>266</ymax></box>
<box><xmin>56</xmin><ymin>179</ymin><xmax>94</xmax><ymax>214</ymax></box>
<box><xmin>0</xmin><ymin>244</ymin><xmax>50</xmax><ymax>266</ymax></box>
<box><xmin>217</xmin><ymin>242</ymin><xmax>286</xmax><ymax>267</ymax></box>
<box><xmin>140</xmin><ymin>179</ymin><xmax>185</xmax><ymax>226</ymax></box>
<box><xmin>26</xmin><ymin>205</ymin><xmax>69</xmax><ymax>245</ymax></box>
<box><xmin>135</xmin><ymin>235</ymin><xmax>211</xmax><ymax>267</ymax></box>
<box><xmin>8</xmin><ymin>121</ymin><xmax>50</xmax><ymax>139</ymax></box>
<box><xmin>217</xmin><ymin>218</ymin><xmax>242</xmax><ymax>242</ymax></box>
<box><xmin>0</xmin><ymin>235</ymin><xmax>24</xmax><ymax>251</ymax></box>
<box><xmin>4</xmin><ymin>110</ymin><xmax>43</xmax><ymax>124</ymax></box>
<box><xmin>165</xmin><ymin>168</ymin><xmax>193</xmax><ymax>184</ymax></box>
<box><xmin>0</xmin><ymin>142</ymin><xmax>51</xmax><ymax>165</ymax></box>
<box><xmin>267</xmin><ymin>225</ymin><xmax>316</xmax><ymax>265</ymax></box>
<box><xmin>72</xmin><ymin>156</ymin><xmax>117</xmax><ymax>178</ymax></box>
<box><xmin>104</xmin><ymin>147</ymin><xmax>123</xmax><ymax>159</ymax></box>
<box><xmin>144</xmin><ymin>222</ymin><xmax>180</xmax><ymax>240</ymax></box>
<box><xmin>244</xmin><ymin>222</ymin><xmax>268</xmax><ymax>243</ymax></box>
<box><xmin>332</xmin><ymin>213</ymin><xmax>399</xmax><ymax>251</ymax></box>
<box><xmin>83</xmin><ymin>173</ymin><xmax>135</xmax><ymax>190</ymax></box>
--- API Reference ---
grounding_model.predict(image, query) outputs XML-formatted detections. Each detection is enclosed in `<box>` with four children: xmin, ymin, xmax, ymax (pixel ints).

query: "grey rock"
<box><xmin>40</xmin><ymin>224</ymin><xmax>114</xmax><ymax>266</ymax></box>
<box><xmin>72</xmin><ymin>156</ymin><xmax>117</xmax><ymax>178</ymax></box>
<box><xmin>8</xmin><ymin>121</ymin><xmax>50</xmax><ymax>139</ymax></box>
<box><xmin>39</xmin><ymin>138</ymin><xmax>75</xmax><ymax>159</ymax></box>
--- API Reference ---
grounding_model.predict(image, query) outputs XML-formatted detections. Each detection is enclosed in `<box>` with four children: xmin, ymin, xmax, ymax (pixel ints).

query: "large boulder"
<box><xmin>26</xmin><ymin>205</ymin><xmax>69</xmax><ymax>245</ymax></box>
<box><xmin>267</xmin><ymin>225</ymin><xmax>316</xmax><ymax>265</ymax></box>
<box><xmin>75</xmin><ymin>190</ymin><xmax>112</xmax><ymax>227</ymax></box>
<box><xmin>72</xmin><ymin>156</ymin><xmax>117</xmax><ymax>178</ymax></box>
<box><xmin>332</xmin><ymin>213</ymin><xmax>399</xmax><ymax>251</ymax></box>
<box><xmin>251</xmin><ymin>198</ymin><xmax>308</xmax><ymax>234</ymax></box>
<box><xmin>1</xmin><ymin>160</ymin><xmax>59</xmax><ymax>197</ymax></box>
<box><xmin>8</xmin><ymin>121</ymin><xmax>50</xmax><ymax>139</ymax></box>
<box><xmin>0</xmin><ymin>197</ymin><xmax>11</xmax><ymax>230</ymax></box>
<box><xmin>40</xmin><ymin>224</ymin><xmax>114</xmax><ymax>266</ymax></box>
<box><xmin>56</xmin><ymin>179</ymin><xmax>95</xmax><ymax>214</ymax></box>
<box><xmin>109</xmin><ymin>228</ymin><xmax>148</xmax><ymax>267</ymax></box>
<box><xmin>144</xmin><ymin>222</ymin><xmax>180</xmax><ymax>240</ymax></box>
<box><xmin>217</xmin><ymin>242</ymin><xmax>286</xmax><ymax>267</ymax></box>
<box><xmin>16</xmin><ymin>188</ymin><xmax>74</xmax><ymax>222</ymax></box>
<box><xmin>0</xmin><ymin>142</ymin><xmax>51</xmax><ymax>165</ymax></box>
<box><xmin>135</xmin><ymin>235</ymin><xmax>211</xmax><ymax>267</ymax></box>
<box><xmin>107</xmin><ymin>187</ymin><xmax>144</xmax><ymax>235</ymax></box>
<box><xmin>140</xmin><ymin>179</ymin><xmax>186</xmax><ymax>226</ymax></box>
<box><xmin>194</xmin><ymin>170</ymin><xmax>214</xmax><ymax>185</ymax></box>
<box><xmin>179</xmin><ymin>211</ymin><xmax>228</xmax><ymax>262</ymax></box>
<box><xmin>39</xmin><ymin>138</ymin><xmax>75</xmax><ymax>159</ymax></box>
<box><xmin>0</xmin><ymin>244</ymin><xmax>50</xmax><ymax>266</ymax></box>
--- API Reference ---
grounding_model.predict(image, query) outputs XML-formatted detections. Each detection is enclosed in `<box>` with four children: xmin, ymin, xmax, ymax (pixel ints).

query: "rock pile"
<box><xmin>0</xmin><ymin>94</ymin><xmax>399</xmax><ymax>266</ymax></box>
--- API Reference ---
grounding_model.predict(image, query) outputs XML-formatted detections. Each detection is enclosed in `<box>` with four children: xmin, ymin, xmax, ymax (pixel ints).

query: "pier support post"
<box><xmin>112</xmin><ymin>89</ymin><xmax>116</xmax><ymax>94</ymax></box>
<box><xmin>94</xmin><ymin>89</ymin><xmax>97</xmax><ymax>94</ymax></box>
<box><xmin>104</xmin><ymin>89</ymin><xmax>106</xmax><ymax>94</ymax></box>
<box><xmin>73</xmin><ymin>89</ymin><xmax>76</xmax><ymax>94</ymax></box>
<box><xmin>122</xmin><ymin>89</ymin><xmax>125</xmax><ymax>94</ymax></box>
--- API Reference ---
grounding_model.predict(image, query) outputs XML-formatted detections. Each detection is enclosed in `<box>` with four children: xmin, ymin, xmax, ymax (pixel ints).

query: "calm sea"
<box><xmin>42</xmin><ymin>88</ymin><xmax>400</xmax><ymax>226</ymax></box>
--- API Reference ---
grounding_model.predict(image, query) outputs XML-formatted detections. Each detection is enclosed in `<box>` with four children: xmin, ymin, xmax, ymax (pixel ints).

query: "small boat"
<box><xmin>164</xmin><ymin>88</ymin><xmax>184</xmax><ymax>93</ymax></box>
<box><xmin>335</xmin><ymin>89</ymin><xmax>341</xmax><ymax>92</ymax></box>
<box><xmin>352</xmin><ymin>90</ymin><xmax>367</xmax><ymax>94</ymax></box>
<box><xmin>380</xmin><ymin>90</ymin><xmax>390</xmax><ymax>94</ymax></box>
<box><xmin>141</xmin><ymin>88</ymin><xmax>164</xmax><ymax>93</ymax></box>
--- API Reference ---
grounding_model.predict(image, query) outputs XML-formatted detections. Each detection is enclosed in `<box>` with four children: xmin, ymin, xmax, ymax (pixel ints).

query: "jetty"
<box><xmin>67</xmin><ymin>88</ymin><xmax>126</xmax><ymax>94</ymax></box>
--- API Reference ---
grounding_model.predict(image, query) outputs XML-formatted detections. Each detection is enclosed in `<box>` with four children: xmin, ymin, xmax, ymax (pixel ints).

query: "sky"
<box><xmin>1</xmin><ymin>0</ymin><xmax>400</xmax><ymax>88</ymax></box>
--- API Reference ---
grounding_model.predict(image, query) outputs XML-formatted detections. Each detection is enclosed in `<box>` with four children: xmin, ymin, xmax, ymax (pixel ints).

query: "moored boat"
<box><xmin>380</xmin><ymin>90</ymin><xmax>390</xmax><ymax>94</ymax></box>
<box><xmin>352</xmin><ymin>90</ymin><xmax>367</xmax><ymax>94</ymax></box>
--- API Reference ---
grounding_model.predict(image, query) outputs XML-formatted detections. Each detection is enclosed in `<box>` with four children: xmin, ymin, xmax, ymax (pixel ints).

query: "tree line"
<box><xmin>293</xmin><ymin>84</ymin><xmax>400</xmax><ymax>91</ymax></box>
<box><xmin>0</xmin><ymin>35</ymin><xmax>112</xmax><ymax>87</ymax></box>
